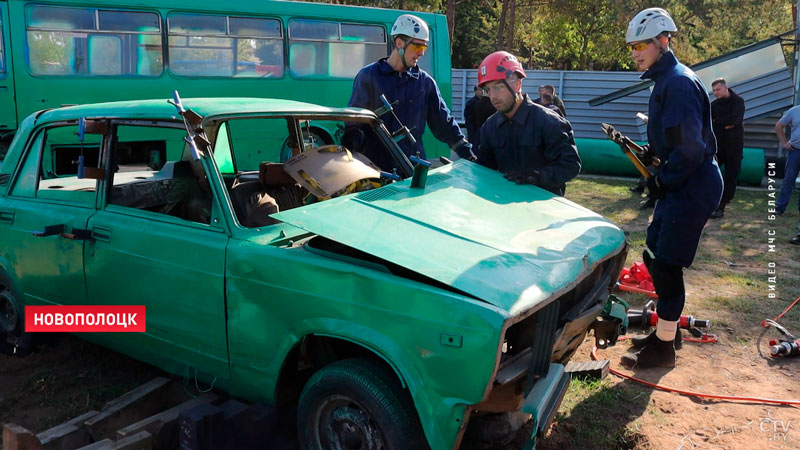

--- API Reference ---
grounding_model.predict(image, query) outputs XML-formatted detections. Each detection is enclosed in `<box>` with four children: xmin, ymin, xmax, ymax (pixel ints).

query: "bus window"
<box><xmin>25</xmin><ymin>5</ymin><xmax>162</xmax><ymax>76</ymax></box>
<box><xmin>89</xmin><ymin>35</ymin><xmax>122</xmax><ymax>75</ymax></box>
<box><xmin>289</xmin><ymin>20</ymin><xmax>386</xmax><ymax>79</ymax></box>
<box><xmin>168</xmin><ymin>14</ymin><xmax>284</xmax><ymax>78</ymax></box>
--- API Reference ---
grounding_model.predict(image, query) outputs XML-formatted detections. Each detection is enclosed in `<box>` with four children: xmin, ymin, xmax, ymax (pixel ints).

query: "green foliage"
<box><xmin>303</xmin><ymin>0</ymin><xmax>793</xmax><ymax>70</ymax></box>
<box><xmin>451</xmin><ymin>0</ymin><xmax>498</xmax><ymax>68</ymax></box>
<box><xmin>454</xmin><ymin>0</ymin><xmax>793</xmax><ymax>70</ymax></box>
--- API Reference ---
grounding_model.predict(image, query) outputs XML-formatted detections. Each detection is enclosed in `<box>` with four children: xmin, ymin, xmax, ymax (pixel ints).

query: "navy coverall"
<box><xmin>346</xmin><ymin>58</ymin><xmax>470</xmax><ymax>171</ymax></box>
<box><xmin>643</xmin><ymin>51</ymin><xmax>723</xmax><ymax>321</ymax></box>
<box><xmin>477</xmin><ymin>94</ymin><xmax>581</xmax><ymax>196</ymax></box>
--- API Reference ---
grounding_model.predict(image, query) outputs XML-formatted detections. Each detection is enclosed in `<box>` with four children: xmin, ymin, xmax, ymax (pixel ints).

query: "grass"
<box><xmin>548</xmin><ymin>175</ymin><xmax>800</xmax><ymax>448</ymax></box>
<box><xmin>565</xmin><ymin>176</ymin><xmax>800</xmax><ymax>334</ymax></box>
<box><xmin>543</xmin><ymin>377</ymin><xmax>649</xmax><ymax>449</ymax></box>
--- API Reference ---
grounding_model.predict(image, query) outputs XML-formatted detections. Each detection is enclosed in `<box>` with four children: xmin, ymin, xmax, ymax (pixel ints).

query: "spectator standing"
<box><xmin>464</xmin><ymin>85</ymin><xmax>482</xmax><ymax>144</ymax></box>
<box><xmin>464</xmin><ymin>86</ymin><xmax>496</xmax><ymax>147</ymax></box>
<box><xmin>775</xmin><ymin>104</ymin><xmax>800</xmax><ymax>216</ymax></box>
<box><xmin>540</xmin><ymin>93</ymin><xmax>565</xmax><ymax>118</ymax></box>
<box><xmin>710</xmin><ymin>78</ymin><xmax>745</xmax><ymax>219</ymax></box>
<box><xmin>534</xmin><ymin>85</ymin><xmax>567</xmax><ymax>117</ymax></box>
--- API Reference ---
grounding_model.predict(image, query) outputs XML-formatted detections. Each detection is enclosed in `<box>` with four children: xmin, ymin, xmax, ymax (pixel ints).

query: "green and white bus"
<box><xmin>0</xmin><ymin>0</ymin><xmax>453</xmax><ymax>157</ymax></box>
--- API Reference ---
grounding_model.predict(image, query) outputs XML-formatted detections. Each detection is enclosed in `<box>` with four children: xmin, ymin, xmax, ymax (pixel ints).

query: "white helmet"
<box><xmin>391</xmin><ymin>14</ymin><xmax>429</xmax><ymax>42</ymax></box>
<box><xmin>626</xmin><ymin>8</ymin><xmax>677</xmax><ymax>43</ymax></box>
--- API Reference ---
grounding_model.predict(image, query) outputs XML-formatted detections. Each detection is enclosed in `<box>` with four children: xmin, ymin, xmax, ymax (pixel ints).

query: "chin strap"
<box><xmin>398</xmin><ymin>39</ymin><xmax>413</xmax><ymax>70</ymax></box>
<box><xmin>502</xmin><ymin>80</ymin><xmax>522</xmax><ymax>103</ymax></box>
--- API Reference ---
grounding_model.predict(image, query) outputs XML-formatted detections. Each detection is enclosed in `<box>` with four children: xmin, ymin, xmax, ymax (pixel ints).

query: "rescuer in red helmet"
<box><xmin>475</xmin><ymin>51</ymin><xmax>580</xmax><ymax>196</ymax></box>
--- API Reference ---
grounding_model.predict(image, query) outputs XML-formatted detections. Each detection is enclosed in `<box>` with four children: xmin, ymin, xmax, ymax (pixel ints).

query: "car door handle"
<box><xmin>33</xmin><ymin>224</ymin><xmax>94</xmax><ymax>240</ymax></box>
<box><xmin>33</xmin><ymin>224</ymin><xmax>65</xmax><ymax>237</ymax></box>
<box><xmin>61</xmin><ymin>229</ymin><xmax>93</xmax><ymax>241</ymax></box>
<box><xmin>92</xmin><ymin>226</ymin><xmax>112</xmax><ymax>242</ymax></box>
<box><xmin>0</xmin><ymin>210</ymin><xmax>13</xmax><ymax>225</ymax></box>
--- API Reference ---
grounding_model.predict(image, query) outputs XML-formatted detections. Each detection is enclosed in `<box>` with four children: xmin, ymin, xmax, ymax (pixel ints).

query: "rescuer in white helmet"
<box><xmin>620</xmin><ymin>8</ymin><xmax>723</xmax><ymax>369</ymax></box>
<box><xmin>345</xmin><ymin>14</ymin><xmax>474</xmax><ymax>171</ymax></box>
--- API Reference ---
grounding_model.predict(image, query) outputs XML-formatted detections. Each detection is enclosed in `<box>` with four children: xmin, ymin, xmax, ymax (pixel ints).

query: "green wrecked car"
<box><xmin>0</xmin><ymin>96</ymin><xmax>627</xmax><ymax>449</ymax></box>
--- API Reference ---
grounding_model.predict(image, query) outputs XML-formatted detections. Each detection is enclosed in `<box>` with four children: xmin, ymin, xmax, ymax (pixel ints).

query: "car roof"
<box><xmin>34</xmin><ymin>97</ymin><xmax>373</xmax><ymax>124</ymax></box>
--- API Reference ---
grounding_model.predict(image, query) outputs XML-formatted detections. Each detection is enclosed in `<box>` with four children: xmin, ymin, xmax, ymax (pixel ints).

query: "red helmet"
<box><xmin>478</xmin><ymin>51</ymin><xmax>527</xmax><ymax>87</ymax></box>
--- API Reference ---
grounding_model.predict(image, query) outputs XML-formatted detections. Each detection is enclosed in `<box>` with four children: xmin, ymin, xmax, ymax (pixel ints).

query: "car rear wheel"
<box><xmin>297</xmin><ymin>357</ymin><xmax>428</xmax><ymax>450</ymax></box>
<box><xmin>0</xmin><ymin>272</ymin><xmax>32</xmax><ymax>356</ymax></box>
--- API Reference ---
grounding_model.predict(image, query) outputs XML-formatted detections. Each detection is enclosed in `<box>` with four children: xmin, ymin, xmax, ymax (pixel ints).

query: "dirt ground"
<box><xmin>2</xmin><ymin>176</ymin><xmax>800</xmax><ymax>449</ymax></box>
<box><xmin>547</xmin><ymin>332</ymin><xmax>800</xmax><ymax>450</ymax></box>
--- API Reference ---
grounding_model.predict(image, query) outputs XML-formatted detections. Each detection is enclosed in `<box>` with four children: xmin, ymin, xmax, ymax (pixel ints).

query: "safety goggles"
<box><xmin>627</xmin><ymin>41</ymin><xmax>650</xmax><ymax>52</ymax></box>
<box><xmin>482</xmin><ymin>78</ymin><xmax>520</xmax><ymax>95</ymax></box>
<box><xmin>406</xmin><ymin>40</ymin><xmax>428</xmax><ymax>52</ymax></box>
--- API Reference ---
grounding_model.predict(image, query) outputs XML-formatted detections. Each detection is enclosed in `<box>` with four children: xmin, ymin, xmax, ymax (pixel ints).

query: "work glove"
<box><xmin>505</xmin><ymin>169</ymin><xmax>542</xmax><ymax>186</ymax></box>
<box><xmin>638</xmin><ymin>144</ymin><xmax>655</xmax><ymax>166</ymax></box>
<box><xmin>452</xmin><ymin>140</ymin><xmax>477</xmax><ymax>161</ymax></box>
<box><xmin>646</xmin><ymin>175</ymin><xmax>667</xmax><ymax>200</ymax></box>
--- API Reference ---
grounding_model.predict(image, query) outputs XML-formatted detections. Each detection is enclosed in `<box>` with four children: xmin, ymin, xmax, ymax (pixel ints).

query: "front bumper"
<box><xmin>521</xmin><ymin>363</ymin><xmax>570</xmax><ymax>449</ymax></box>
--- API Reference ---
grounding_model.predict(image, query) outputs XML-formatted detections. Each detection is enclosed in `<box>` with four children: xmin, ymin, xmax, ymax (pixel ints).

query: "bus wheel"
<box><xmin>297</xmin><ymin>358</ymin><xmax>428</xmax><ymax>450</ymax></box>
<box><xmin>0</xmin><ymin>272</ymin><xmax>33</xmax><ymax>356</ymax></box>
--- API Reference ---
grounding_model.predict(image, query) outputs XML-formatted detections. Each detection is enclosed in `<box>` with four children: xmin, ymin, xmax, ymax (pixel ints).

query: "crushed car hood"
<box><xmin>274</xmin><ymin>161</ymin><xmax>626</xmax><ymax>315</ymax></box>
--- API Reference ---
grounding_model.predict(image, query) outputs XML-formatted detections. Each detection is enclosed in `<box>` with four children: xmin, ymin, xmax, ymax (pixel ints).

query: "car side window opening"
<box><xmin>25</xmin><ymin>5</ymin><xmax>163</xmax><ymax>76</ymax></box>
<box><xmin>107</xmin><ymin>124</ymin><xmax>212</xmax><ymax>225</ymax></box>
<box><xmin>168</xmin><ymin>13</ymin><xmax>284</xmax><ymax>78</ymax></box>
<box><xmin>218</xmin><ymin>117</ymin><xmax>303</xmax><ymax>228</ymax></box>
<box><xmin>27</xmin><ymin>124</ymin><xmax>101</xmax><ymax>204</ymax></box>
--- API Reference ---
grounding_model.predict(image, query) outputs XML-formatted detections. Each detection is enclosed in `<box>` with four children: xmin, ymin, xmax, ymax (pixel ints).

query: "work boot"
<box><xmin>639</xmin><ymin>197</ymin><xmax>656</xmax><ymax>209</ymax></box>
<box><xmin>629</xmin><ymin>329</ymin><xmax>683</xmax><ymax>350</ymax></box>
<box><xmin>710</xmin><ymin>207</ymin><xmax>724</xmax><ymax>219</ymax></box>
<box><xmin>629</xmin><ymin>184</ymin><xmax>645</xmax><ymax>194</ymax></box>
<box><xmin>620</xmin><ymin>337</ymin><xmax>676</xmax><ymax>368</ymax></box>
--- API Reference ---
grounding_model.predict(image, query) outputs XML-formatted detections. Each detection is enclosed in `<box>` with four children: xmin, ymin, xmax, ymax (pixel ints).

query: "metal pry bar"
<box><xmin>169</xmin><ymin>90</ymin><xmax>208</xmax><ymax>161</ymax></box>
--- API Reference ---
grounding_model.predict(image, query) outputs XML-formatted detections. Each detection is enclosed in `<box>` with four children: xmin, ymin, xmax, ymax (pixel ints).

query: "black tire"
<box><xmin>0</xmin><ymin>271</ymin><xmax>33</xmax><ymax>356</ymax></box>
<box><xmin>297</xmin><ymin>357</ymin><xmax>429</xmax><ymax>450</ymax></box>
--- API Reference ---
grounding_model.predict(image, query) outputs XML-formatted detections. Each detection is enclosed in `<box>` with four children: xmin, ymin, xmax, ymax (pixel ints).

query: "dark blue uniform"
<box><xmin>347</xmin><ymin>58</ymin><xmax>470</xmax><ymax>171</ymax></box>
<box><xmin>477</xmin><ymin>94</ymin><xmax>580</xmax><ymax>196</ymax></box>
<box><xmin>643</xmin><ymin>51</ymin><xmax>723</xmax><ymax>321</ymax></box>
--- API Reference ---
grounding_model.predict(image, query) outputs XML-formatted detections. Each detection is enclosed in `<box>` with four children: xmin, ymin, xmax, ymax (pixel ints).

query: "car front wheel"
<box><xmin>0</xmin><ymin>272</ymin><xmax>33</xmax><ymax>356</ymax></box>
<box><xmin>297</xmin><ymin>357</ymin><xmax>428</xmax><ymax>450</ymax></box>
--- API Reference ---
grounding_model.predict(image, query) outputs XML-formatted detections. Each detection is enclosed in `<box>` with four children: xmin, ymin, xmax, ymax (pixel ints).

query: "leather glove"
<box><xmin>646</xmin><ymin>175</ymin><xmax>667</xmax><ymax>200</ymax></box>
<box><xmin>504</xmin><ymin>169</ymin><xmax>542</xmax><ymax>186</ymax></box>
<box><xmin>638</xmin><ymin>144</ymin><xmax>655</xmax><ymax>166</ymax></box>
<box><xmin>452</xmin><ymin>140</ymin><xmax>476</xmax><ymax>161</ymax></box>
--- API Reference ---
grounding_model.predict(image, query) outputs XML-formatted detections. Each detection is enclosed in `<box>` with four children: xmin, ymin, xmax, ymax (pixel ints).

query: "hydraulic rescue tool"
<box><xmin>764</xmin><ymin>319</ymin><xmax>800</xmax><ymax>358</ymax></box>
<box><xmin>600</xmin><ymin>122</ymin><xmax>660</xmax><ymax>179</ymax></box>
<box><xmin>627</xmin><ymin>300</ymin><xmax>710</xmax><ymax>337</ymax></box>
<box><xmin>590</xmin><ymin>295</ymin><xmax>630</xmax><ymax>349</ymax></box>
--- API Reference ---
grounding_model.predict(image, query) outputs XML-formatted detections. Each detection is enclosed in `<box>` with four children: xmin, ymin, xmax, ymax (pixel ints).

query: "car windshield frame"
<box><xmin>201</xmin><ymin>111</ymin><xmax>414</xmax><ymax>177</ymax></box>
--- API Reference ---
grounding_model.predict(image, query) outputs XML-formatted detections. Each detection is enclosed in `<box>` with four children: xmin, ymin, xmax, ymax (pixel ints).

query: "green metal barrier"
<box><xmin>575</xmin><ymin>138</ymin><xmax>764</xmax><ymax>186</ymax></box>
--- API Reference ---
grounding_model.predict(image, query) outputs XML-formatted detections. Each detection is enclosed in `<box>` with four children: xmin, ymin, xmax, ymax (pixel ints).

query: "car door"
<box><xmin>0</xmin><ymin>123</ymin><xmax>98</xmax><ymax>306</ymax></box>
<box><xmin>84</xmin><ymin>121</ymin><xmax>230</xmax><ymax>379</ymax></box>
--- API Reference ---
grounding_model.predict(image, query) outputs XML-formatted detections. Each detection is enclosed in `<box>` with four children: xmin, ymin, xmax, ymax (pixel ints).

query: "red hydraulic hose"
<box><xmin>761</xmin><ymin>295</ymin><xmax>800</xmax><ymax>328</ymax></box>
<box><xmin>593</xmin><ymin>296</ymin><xmax>800</xmax><ymax>407</ymax></box>
<box><xmin>591</xmin><ymin>346</ymin><xmax>800</xmax><ymax>406</ymax></box>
